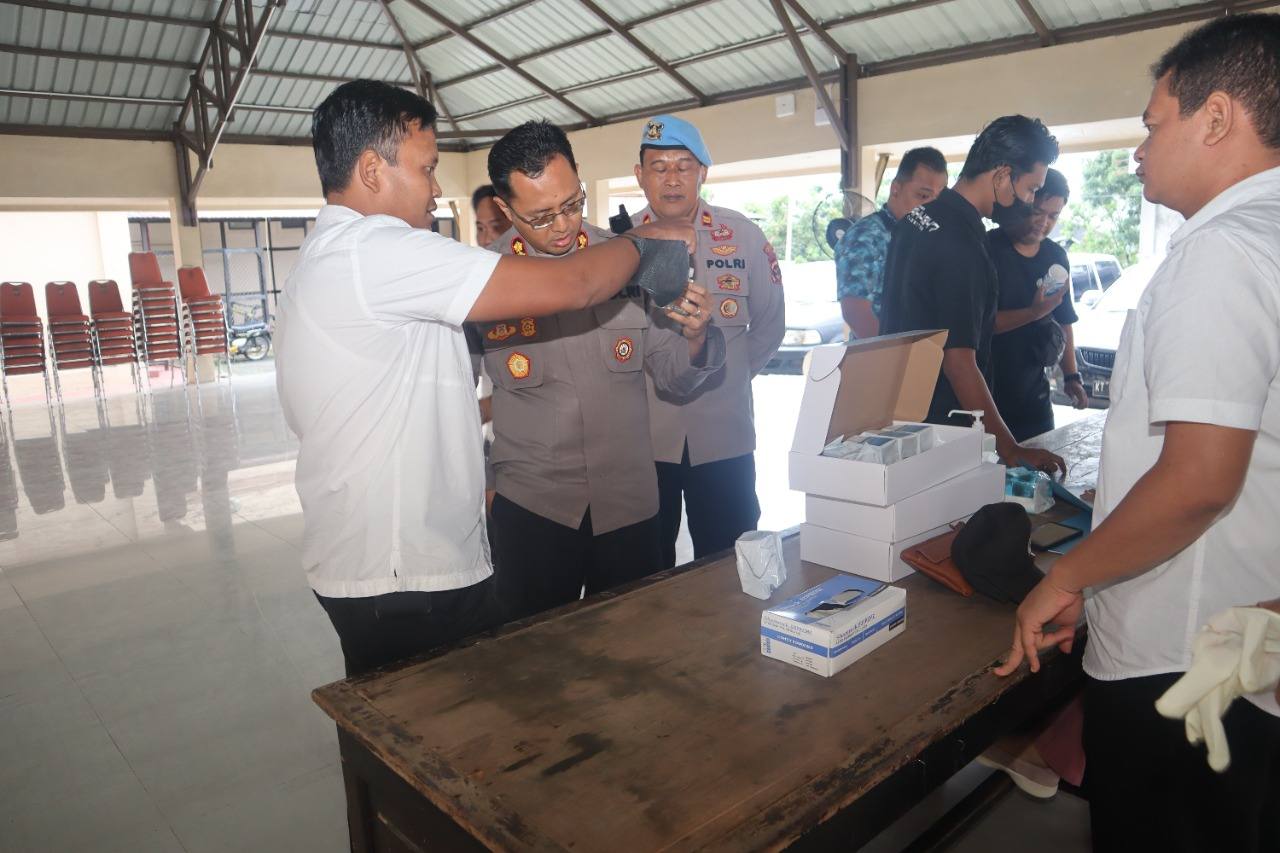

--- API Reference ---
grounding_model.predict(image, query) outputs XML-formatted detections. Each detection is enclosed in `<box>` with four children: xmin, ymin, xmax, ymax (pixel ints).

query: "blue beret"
<box><xmin>639</xmin><ymin>114</ymin><xmax>712</xmax><ymax>167</ymax></box>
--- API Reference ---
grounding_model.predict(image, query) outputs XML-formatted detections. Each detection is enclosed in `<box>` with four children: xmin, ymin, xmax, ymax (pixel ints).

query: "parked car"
<box><xmin>1068</xmin><ymin>252</ymin><xmax>1124</xmax><ymax>305</ymax></box>
<box><xmin>1051</xmin><ymin>256</ymin><xmax>1163</xmax><ymax>406</ymax></box>
<box><xmin>763</xmin><ymin>260</ymin><xmax>847</xmax><ymax>375</ymax></box>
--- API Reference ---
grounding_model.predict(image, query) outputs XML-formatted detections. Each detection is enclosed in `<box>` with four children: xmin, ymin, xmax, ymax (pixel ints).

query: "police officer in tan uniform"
<box><xmin>633</xmin><ymin>114</ymin><xmax>786</xmax><ymax>567</ymax></box>
<box><xmin>476</xmin><ymin>121</ymin><xmax>726</xmax><ymax>621</ymax></box>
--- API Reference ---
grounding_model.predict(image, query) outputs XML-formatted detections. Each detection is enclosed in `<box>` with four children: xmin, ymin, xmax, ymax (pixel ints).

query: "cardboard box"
<box><xmin>789</xmin><ymin>331</ymin><xmax>985</xmax><ymax>506</ymax></box>
<box><xmin>800</xmin><ymin>520</ymin><xmax>959</xmax><ymax>582</ymax></box>
<box><xmin>760</xmin><ymin>575</ymin><xmax>907</xmax><ymax>677</ymax></box>
<box><xmin>805</xmin><ymin>462</ymin><xmax>1005</xmax><ymax>543</ymax></box>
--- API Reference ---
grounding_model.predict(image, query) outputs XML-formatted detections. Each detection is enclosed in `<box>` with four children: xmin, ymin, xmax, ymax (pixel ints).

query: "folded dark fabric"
<box><xmin>902</xmin><ymin>525</ymin><xmax>974</xmax><ymax>597</ymax></box>
<box><xmin>951</xmin><ymin>502</ymin><xmax>1043</xmax><ymax>604</ymax></box>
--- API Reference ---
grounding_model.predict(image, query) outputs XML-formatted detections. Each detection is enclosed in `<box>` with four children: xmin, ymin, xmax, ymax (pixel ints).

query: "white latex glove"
<box><xmin>1155</xmin><ymin>607</ymin><xmax>1280</xmax><ymax>772</ymax></box>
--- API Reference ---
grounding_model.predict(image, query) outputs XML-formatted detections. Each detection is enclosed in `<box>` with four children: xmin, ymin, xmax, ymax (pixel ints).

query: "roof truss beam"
<box><xmin>0</xmin><ymin>42</ymin><xmax>414</xmax><ymax>88</ymax></box>
<box><xmin>433</xmin><ymin>0</ymin><xmax>719</xmax><ymax>91</ymax></box>
<box><xmin>374</xmin><ymin>0</ymin><xmax>461</xmax><ymax>136</ymax></box>
<box><xmin>396</xmin><ymin>0</ymin><xmax>596</xmax><ymax>124</ymax></box>
<box><xmin>2</xmin><ymin>0</ymin><xmax>402</xmax><ymax>52</ymax></box>
<box><xmin>1012</xmin><ymin>0</ymin><xmax>1056</xmax><ymax>46</ymax></box>
<box><xmin>572</xmin><ymin>0</ymin><xmax>706</xmax><ymax>103</ymax></box>
<box><xmin>768</xmin><ymin>0</ymin><xmax>848</xmax><ymax>151</ymax></box>
<box><xmin>0</xmin><ymin>87</ymin><xmax>312</xmax><ymax>114</ymax></box>
<box><xmin>174</xmin><ymin>0</ymin><xmax>285</xmax><ymax>223</ymax></box>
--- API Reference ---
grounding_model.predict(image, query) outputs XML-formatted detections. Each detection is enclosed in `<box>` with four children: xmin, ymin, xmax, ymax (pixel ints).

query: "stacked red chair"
<box><xmin>44</xmin><ymin>282</ymin><xmax>98</xmax><ymax>402</ymax></box>
<box><xmin>87</xmin><ymin>280</ymin><xmax>141</xmax><ymax>380</ymax></box>
<box><xmin>176</xmin><ymin>267</ymin><xmax>230</xmax><ymax>373</ymax></box>
<box><xmin>127</xmin><ymin>252</ymin><xmax>183</xmax><ymax>369</ymax></box>
<box><xmin>0</xmin><ymin>281</ymin><xmax>51</xmax><ymax>405</ymax></box>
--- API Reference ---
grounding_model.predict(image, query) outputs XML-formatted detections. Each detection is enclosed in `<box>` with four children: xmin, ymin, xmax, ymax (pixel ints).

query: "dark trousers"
<box><xmin>315</xmin><ymin>579</ymin><xmax>501</xmax><ymax>678</ymax></box>
<box><xmin>489</xmin><ymin>493</ymin><xmax>663</xmax><ymax>623</ymax></box>
<box><xmin>655</xmin><ymin>445</ymin><xmax>761</xmax><ymax>569</ymax></box>
<box><xmin>1083</xmin><ymin>673</ymin><xmax>1280</xmax><ymax>853</ymax></box>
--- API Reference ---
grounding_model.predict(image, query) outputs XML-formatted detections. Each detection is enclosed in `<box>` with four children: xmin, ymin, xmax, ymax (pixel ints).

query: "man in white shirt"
<box><xmin>276</xmin><ymin>80</ymin><xmax>695</xmax><ymax>677</ymax></box>
<box><xmin>995</xmin><ymin>16</ymin><xmax>1280</xmax><ymax>852</ymax></box>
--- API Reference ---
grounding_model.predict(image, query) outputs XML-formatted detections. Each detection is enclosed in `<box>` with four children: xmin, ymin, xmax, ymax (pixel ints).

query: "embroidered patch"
<box><xmin>614</xmin><ymin>337</ymin><xmax>635</xmax><ymax>362</ymax></box>
<box><xmin>645</xmin><ymin>120</ymin><xmax>663</xmax><ymax>140</ymax></box>
<box><xmin>711</xmin><ymin>224</ymin><xmax>734</xmax><ymax>242</ymax></box>
<box><xmin>511</xmin><ymin>237</ymin><xmax>526</xmax><ymax>256</ymax></box>
<box><xmin>506</xmin><ymin>351</ymin><xmax>531</xmax><ymax>379</ymax></box>
<box><xmin>710</xmin><ymin>244</ymin><xmax>738</xmax><ymax>257</ymax></box>
<box><xmin>486</xmin><ymin>323</ymin><xmax>517</xmax><ymax>342</ymax></box>
<box><xmin>764</xmin><ymin>241</ymin><xmax>782</xmax><ymax>284</ymax></box>
<box><xmin>716</xmin><ymin>274</ymin><xmax>741</xmax><ymax>292</ymax></box>
<box><xmin>577</xmin><ymin>230</ymin><xmax>589</xmax><ymax>250</ymax></box>
<box><xmin>719</xmin><ymin>298</ymin><xmax>739</xmax><ymax>319</ymax></box>
<box><xmin>701</xmin><ymin>210</ymin><xmax>714</xmax><ymax>227</ymax></box>
<box><xmin>519</xmin><ymin>318</ymin><xmax>537</xmax><ymax>337</ymax></box>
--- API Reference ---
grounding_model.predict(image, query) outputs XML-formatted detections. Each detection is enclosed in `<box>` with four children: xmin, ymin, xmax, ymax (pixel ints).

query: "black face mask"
<box><xmin>990</xmin><ymin>172</ymin><xmax>1035</xmax><ymax>228</ymax></box>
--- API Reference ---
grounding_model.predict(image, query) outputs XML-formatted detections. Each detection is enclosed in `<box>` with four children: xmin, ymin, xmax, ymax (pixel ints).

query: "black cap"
<box><xmin>951</xmin><ymin>503</ymin><xmax>1043</xmax><ymax>604</ymax></box>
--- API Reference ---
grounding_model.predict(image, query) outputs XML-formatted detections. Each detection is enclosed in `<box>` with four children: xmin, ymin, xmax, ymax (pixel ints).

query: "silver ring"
<box><xmin>693</xmin><ymin>308</ymin><xmax>702</xmax><ymax>318</ymax></box>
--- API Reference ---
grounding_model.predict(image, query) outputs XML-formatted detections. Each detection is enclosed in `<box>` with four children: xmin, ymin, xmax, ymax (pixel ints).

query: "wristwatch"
<box><xmin>1063</xmin><ymin>372</ymin><xmax>1083</xmax><ymax>385</ymax></box>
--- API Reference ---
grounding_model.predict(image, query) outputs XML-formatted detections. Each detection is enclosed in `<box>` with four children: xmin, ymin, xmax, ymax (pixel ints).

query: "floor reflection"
<box><xmin>0</xmin><ymin>375</ymin><xmax>298</xmax><ymax>549</ymax></box>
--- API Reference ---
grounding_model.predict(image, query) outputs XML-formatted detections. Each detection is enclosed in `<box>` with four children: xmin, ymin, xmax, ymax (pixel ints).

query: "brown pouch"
<box><xmin>901</xmin><ymin>524</ymin><xmax>974</xmax><ymax>597</ymax></box>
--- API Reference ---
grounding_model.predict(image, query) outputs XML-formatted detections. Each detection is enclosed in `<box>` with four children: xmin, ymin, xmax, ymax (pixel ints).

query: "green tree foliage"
<box><xmin>718</xmin><ymin>184</ymin><xmax>843</xmax><ymax>263</ymax></box>
<box><xmin>1059</xmin><ymin>149</ymin><xmax>1142</xmax><ymax>266</ymax></box>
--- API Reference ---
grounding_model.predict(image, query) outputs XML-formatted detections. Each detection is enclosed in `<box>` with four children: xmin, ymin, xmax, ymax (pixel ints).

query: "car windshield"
<box><xmin>1094</xmin><ymin>258</ymin><xmax>1163</xmax><ymax>313</ymax></box>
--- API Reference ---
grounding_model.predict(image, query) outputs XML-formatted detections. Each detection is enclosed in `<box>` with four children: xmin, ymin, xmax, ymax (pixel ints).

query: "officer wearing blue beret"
<box><xmin>632</xmin><ymin>114</ymin><xmax>786</xmax><ymax>567</ymax></box>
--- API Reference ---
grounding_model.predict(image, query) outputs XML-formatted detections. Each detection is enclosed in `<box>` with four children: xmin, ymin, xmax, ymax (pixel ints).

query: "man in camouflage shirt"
<box><xmin>836</xmin><ymin>147</ymin><xmax>948</xmax><ymax>339</ymax></box>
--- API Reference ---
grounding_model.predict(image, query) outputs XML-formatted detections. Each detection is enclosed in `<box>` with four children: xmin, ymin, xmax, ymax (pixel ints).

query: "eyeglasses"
<box><xmin>509</xmin><ymin>185</ymin><xmax>587</xmax><ymax>230</ymax></box>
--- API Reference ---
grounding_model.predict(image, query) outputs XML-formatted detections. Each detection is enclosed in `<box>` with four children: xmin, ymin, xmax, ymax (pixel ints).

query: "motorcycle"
<box><xmin>229</xmin><ymin>321</ymin><xmax>272</xmax><ymax>361</ymax></box>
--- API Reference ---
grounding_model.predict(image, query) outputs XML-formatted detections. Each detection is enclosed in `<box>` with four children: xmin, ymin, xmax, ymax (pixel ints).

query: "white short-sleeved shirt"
<box><xmin>1085</xmin><ymin>165</ymin><xmax>1280</xmax><ymax>716</ymax></box>
<box><xmin>275</xmin><ymin>204</ymin><xmax>500</xmax><ymax>598</ymax></box>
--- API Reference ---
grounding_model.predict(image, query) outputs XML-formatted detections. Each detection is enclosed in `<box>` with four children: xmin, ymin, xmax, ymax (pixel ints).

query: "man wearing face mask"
<box><xmin>990</xmin><ymin>168</ymin><xmax>1089</xmax><ymax>441</ymax></box>
<box><xmin>880</xmin><ymin>115</ymin><xmax>1066</xmax><ymax>474</ymax></box>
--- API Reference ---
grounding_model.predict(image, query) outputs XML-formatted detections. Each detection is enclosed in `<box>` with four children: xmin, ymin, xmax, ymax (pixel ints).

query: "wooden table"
<box><xmin>314</xmin><ymin>413</ymin><xmax>1105</xmax><ymax>852</ymax></box>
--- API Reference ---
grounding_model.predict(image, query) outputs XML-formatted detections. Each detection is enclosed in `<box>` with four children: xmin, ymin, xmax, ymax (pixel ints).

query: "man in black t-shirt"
<box><xmin>990</xmin><ymin>168</ymin><xmax>1089</xmax><ymax>440</ymax></box>
<box><xmin>880</xmin><ymin>115</ymin><xmax>1065</xmax><ymax>474</ymax></box>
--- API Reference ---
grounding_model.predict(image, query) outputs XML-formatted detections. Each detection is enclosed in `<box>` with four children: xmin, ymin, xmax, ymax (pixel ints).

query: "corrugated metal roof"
<box><xmin>1034</xmin><ymin>0</ymin><xmax>1205</xmax><ymax>30</ymax></box>
<box><xmin>0</xmin><ymin>0</ymin><xmax>1234</xmax><ymax>148</ymax></box>
<box><xmin>565</xmin><ymin>73</ymin><xmax>690</xmax><ymax>118</ymax></box>
<box><xmin>829</xmin><ymin>0</ymin><xmax>1033</xmax><ymax>64</ymax></box>
<box><xmin>633</xmin><ymin>0</ymin><xmax>782</xmax><ymax>63</ymax></box>
<box><xmin>0</xmin><ymin>92</ymin><xmax>174</xmax><ymax>130</ymax></box>
<box><xmin>520</xmin><ymin>35</ymin><xmax>651</xmax><ymax>89</ymax></box>
<box><xmin>272</xmin><ymin>0</ymin><xmax>398</xmax><ymax>46</ymax></box>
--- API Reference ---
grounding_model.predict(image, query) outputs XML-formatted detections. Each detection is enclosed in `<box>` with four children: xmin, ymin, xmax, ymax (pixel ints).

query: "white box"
<box><xmin>800</xmin><ymin>520</ymin><xmax>960</xmax><ymax>582</ymax></box>
<box><xmin>805</xmin><ymin>462</ymin><xmax>1005</xmax><ymax>543</ymax></box>
<box><xmin>760</xmin><ymin>574</ymin><xmax>906</xmax><ymax>677</ymax></box>
<box><xmin>789</xmin><ymin>331</ymin><xmax>985</xmax><ymax>506</ymax></box>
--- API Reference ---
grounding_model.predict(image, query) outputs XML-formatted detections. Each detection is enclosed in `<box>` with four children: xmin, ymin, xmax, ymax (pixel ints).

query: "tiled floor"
<box><xmin>0</xmin><ymin>375</ymin><xmax>348</xmax><ymax>852</ymax></box>
<box><xmin>0</xmin><ymin>370</ymin><xmax>1090</xmax><ymax>852</ymax></box>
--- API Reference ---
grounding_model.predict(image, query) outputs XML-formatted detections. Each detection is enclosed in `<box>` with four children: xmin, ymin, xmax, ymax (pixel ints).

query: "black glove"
<box><xmin>619</xmin><ymin>235</ymin><xmax>688</xmax><ymax>308</ymax></box>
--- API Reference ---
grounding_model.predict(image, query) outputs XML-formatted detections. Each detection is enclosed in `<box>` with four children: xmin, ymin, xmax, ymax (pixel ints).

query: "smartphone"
<box><xmin>1029</xmin><ymin>522</ymin><xmax>1083</xmax><ymax>551</ymax></box>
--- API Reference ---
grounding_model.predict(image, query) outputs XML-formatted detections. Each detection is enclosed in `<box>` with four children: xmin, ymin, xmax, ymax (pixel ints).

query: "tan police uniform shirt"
<box><xmin>636</xmin><ymin>203</ymin><xmax>786</xmax><ymax>465</ymax></box>
<box><xmin>473</xmin><ymin>223</ymin><xmax>726</xmax><ymax>534</ymax></box>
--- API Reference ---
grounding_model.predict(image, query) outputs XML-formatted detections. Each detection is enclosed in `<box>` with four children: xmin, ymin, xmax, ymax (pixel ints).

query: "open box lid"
<box><xmin>791</xmin><ymin>330</ymin><xmax>948</xmax><ymax>455</ymax></box>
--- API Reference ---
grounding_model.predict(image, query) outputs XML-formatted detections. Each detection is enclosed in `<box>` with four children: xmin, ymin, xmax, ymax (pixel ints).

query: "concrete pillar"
<box><xmin>167</xmin><ymin>198</ymin><xmax>204</xmax><ymax>269</ymax></box>
<box><xmin>454</xmin><ymin>201</ymin><xmax>476</xmax><ymax>246</ymax></box>
<box><xmin>589</xmin><ymin>178</ymin><xmax>613</xmax><ymax>230</ymax></box>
